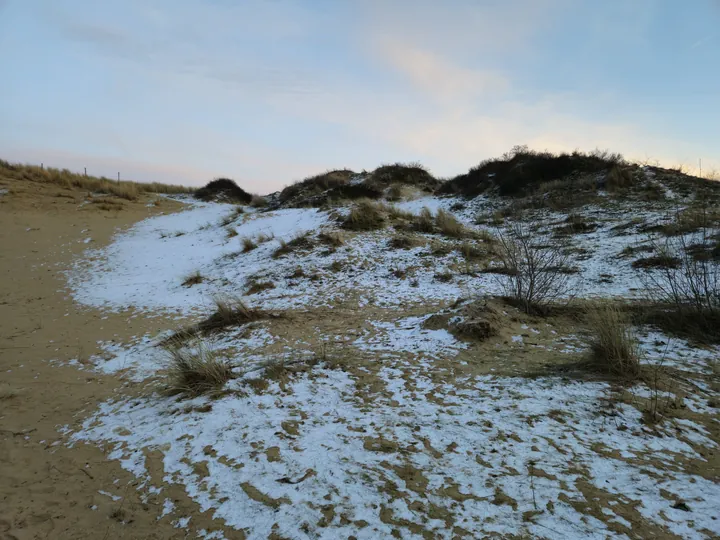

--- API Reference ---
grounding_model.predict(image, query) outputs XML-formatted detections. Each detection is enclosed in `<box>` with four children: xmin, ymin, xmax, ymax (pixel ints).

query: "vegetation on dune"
<box><xmin>439</xmin><ymin>146</ymin><xmax>627</xmax><ymax>198</ymax></box>
<box><xmin>0</xmin><ymin>158</ymin><xmax>193</xmax><ymax>199</ymax></box>
<box><xmin>583</xmin><ymin>302</ymin><xmax>641</xmax><ymax>377</ymax></box>
<box><xmin>164</xmin><ymin>341</ymin><xmax>234</xmax><ymax>396</ymax></box>
<box><xmin>196</xmin><ymin>178</ymin><xmax>252</xmax><ymax>204</ymax></box>
<box><xmin>277</xmin><ymin>163</ymin><xmax>438</xmax><ymax>208</ymax></box>
<box><xmin>494</xmin><ymin>221</ymin><xmax>573</xmax><ymax>314</ymax></box>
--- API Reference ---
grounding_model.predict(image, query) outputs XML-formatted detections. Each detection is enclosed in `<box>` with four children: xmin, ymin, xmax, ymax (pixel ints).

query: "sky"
<box><xmin>1</xmin><ymin>0</ymin><xmax>718</xmax><ymax>191</ymax></box>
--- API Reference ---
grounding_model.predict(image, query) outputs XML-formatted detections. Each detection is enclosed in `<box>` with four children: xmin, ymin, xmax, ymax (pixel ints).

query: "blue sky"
<box><xmin>1</xmin><ymin>0</ymin><xmax>718</xmax><ymax>191</ymax></box>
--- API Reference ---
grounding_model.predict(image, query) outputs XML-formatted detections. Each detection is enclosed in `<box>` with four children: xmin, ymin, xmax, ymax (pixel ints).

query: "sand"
<box><xmin>0</xmin><ymin>179</ymin><xmax>233</xmax><ymax>539</ymax></box>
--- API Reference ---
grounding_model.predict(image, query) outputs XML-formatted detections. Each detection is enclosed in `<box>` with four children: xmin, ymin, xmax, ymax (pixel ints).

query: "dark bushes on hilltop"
<box><xmin>440</xmin><ymin>146</ymin><xmax>625</xmax><ymax>198</ymax></box>
<box><xmin>371</xmin><ymin>162</ymin><xmax>439</xmax><ymax>190</ymax></box>
<box><xmin>277</xmin><ymin>163</ymin><xmax>438</xmax><ymax>208</ymax></box>
<box><xmin>279</xmin><ymin>169</ymin><xmax>356</xmax><ymax>204</ymax></box>
<box><xmin>196</xmin><ymin>178</ymin><xmax>253</xmax><ymax>204</ymax></box>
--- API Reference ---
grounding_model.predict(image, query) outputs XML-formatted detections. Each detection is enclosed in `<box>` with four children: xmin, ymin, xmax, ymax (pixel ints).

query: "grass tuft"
<box><xmin>182</xmin><ymin>271</ymin><xmax>204</xmax><ymax>287</ymax></box>
<box><xmin>241</xmin><ymin>237</ymin><xmax>258</xmax><ymax>252</ymax></box>
<box><xmin>435</xmin><ymin>209</ymin><xmax>469</xmax><ymax>238</ymax></box>
<box><xmin>165</xmin><ymin>341</ymin><xmax>234</xmax><ymax>396</ymax></box>
<box><xmin>584</xmin><ymin>302</ymin><xmax>640</xmax><ymax>377</ymax></box>
<box><xmin>342</xmin><ymin>200</ymin><xmax>386</xmax><ymax>230</ymax></box>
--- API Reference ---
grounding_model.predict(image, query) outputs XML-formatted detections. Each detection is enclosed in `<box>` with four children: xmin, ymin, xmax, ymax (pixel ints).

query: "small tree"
<box><xmin>495</xmin><ymin>222</ymin><xmax>573</xmax><ymax>313</ymax></box>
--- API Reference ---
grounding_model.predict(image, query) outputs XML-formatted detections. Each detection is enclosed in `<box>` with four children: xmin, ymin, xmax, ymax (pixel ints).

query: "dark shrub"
<box><xmin>440</xmin><ymin>146</ymin><xmax>624</xmax><ymax>198</ymax></box>
<box><xmin>196</xmin><ymin>178</ymin><xmax>253</xmax><ymax>204</ymax></box>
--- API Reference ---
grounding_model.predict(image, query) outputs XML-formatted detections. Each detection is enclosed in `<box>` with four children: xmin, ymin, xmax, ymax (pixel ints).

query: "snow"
<box><xmin>68</xmin><ymin>370</ymin><xmax>720</xmax><ymax>539</ymax></box>
<box><xmin>68</xmin><ymin>201</ymin><xmax>328</xmax><ymax>314</ymax></box>
<box><xmin>59</xmin><ymin>193</ymin><xmax>720</xmax><ymax>538</ymax></box>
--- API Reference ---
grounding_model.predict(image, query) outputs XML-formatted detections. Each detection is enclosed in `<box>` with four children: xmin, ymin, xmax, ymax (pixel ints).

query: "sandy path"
<box><xmin>0</xmin><ymin>180</ymin><xmax>230</xmax><ymax>539</ymax></box>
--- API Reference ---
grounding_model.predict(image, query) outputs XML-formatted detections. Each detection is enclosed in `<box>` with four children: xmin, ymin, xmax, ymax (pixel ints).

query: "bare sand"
<box><xmin>0</xmin><ymin>179</ymin><xmax>232</xmax><ymax>539</ymax></box>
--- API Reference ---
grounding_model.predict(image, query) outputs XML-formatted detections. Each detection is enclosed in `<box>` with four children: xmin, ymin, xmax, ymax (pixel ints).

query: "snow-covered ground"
<box><xmin>67</xmin><ymin>360</ymin><xmax>719</xmax><ymax>539</ymax></box>
<box><xmin>67</xmin><ymin>194</ymin><xmax>686</xmax><ymax>316</ymax></box>
<box><xmin>61</xmin><ymin>192</ymin><xmax>720</xmax><ymax>538</ymax></box>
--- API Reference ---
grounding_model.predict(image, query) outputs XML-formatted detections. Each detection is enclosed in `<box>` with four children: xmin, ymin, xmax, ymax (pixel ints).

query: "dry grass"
<box><xmin>181</xmin><ymin>271</ymin><xmax>204</xmax><ymax>287</ymax></box>
<box><xmin>459</xmin><ymin>241</ymin><xmax>486</xmax><ymax>260</ymax></box>
<box><xmin>164</xmin><ymin>341</ymin><xmax>234</xmax><ymax>397</ymax></box>
<box><xmin>318</xmin><ymin>230</ymin><xmax>345</xmax><ymax>247</ymax></box>
<box><xmin>435</xmin><ymin>209</ymin><xmax>470</xmax><ymax>238</ymax></box>
<box><xmin>389</xmin><ymin>233</ymin><xmax>425</xmax><ymax>250</ymax></box>
<box><xmin>273</xmin><ymin>232</ymin><xmax>316</xmax><ymax>258</ymax></box>
<box><xmin>246</xmin><ymin>279</ymin><xmax>276</xmax><ymax>295</ymax></box>
<box><xmin>342</xmin><ymin>200</ymin><xmax>386</xmax><ymax>230</ymax></box>
<box><xmin>241</xmin><ymin>237</ymin><xmax>258</xmax><ymax>252</ymax></box>
<box><xmin>0</xmin><ymin>159</ymin><xmax>193</xmax><ymax>199</ymax></box>
<box><xmin>250</xmin><ymin>194</ymin><xmax>268</xmax><ymax>208</ymax></box>
<box><xmin>164</xmin><ymin>296</ymin><xmax>266</xmax><ymax>344</ymax></box>
<box><xmin>584</xmin><ymin>302</ymin><xmax>640</xmax><ymax>377</ymax></box>
<box><xmin>631</xmin><ymin>255</ymin><xmax>681</xmax><ymax>269</ymax></box>
<box><xmin>605</xmin><ymin>165</ymin><xmax>635</xmax><ymax>191</ymax></box>
<box><xmin>413</xmin><ymin>207</ymin><xmax>435</xmax><ymax>233</ymax></box>
<box><xmin>220</xmin><ymin>207</ymin><xmax>245</xmax><ymax>227</ymax></box>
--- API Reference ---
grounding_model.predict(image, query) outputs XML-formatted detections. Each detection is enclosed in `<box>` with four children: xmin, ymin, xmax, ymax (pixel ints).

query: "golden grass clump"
<box><xmin>584</xmin><ymin>302</ymin><xmax>640</xmax><ymax>377</ymax></box>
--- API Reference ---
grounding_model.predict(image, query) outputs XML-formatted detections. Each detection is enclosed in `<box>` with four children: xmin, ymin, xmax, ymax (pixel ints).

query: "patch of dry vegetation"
<box><xmin>164</xmin><ymin>341</ymin><xmax>234</xmax><ymax>397</ymax></box>
<box><xmin>389</xmin><ymin>233</ymin><xmax>425</xmax><ymax>250</ymax></box>
<box><xmin>241</xmin><ymin>237</ymin><xmax>258</xmax><ymax>252</ymax></box>
<box><xmin>0</xmin><ymin>159</ymin><xmax>192</xmax><ymax>199</ymax></box>
<box><xmin>342</xmin><ymin>200</ymin><xmax>387</xmax><ymax>230</ymax></box>
<box><xmin>583</xmin><ymin>302</ymin><xmax>640</xmax><ymax>377</ymax></box>
<box><xmin>435</xmin><ymin>209</ymin><xmax>471</xmax><ymax>238</ymax></box>
<box><xmin>165</xmin><ymin>296</ymin><xmax>266</xmax><ymax>345</ymax></box>
<box><xmin>182</xmin><ymin>271</ymin><xmax>204</xmax><ymax>287</ymax></box>
<box><xmin>273</xmin><ymin>232</ymin><xmax>317</xmax><ymax>258</ymax></box>
<box><xmin>246</xmin><ymin>279</ymin><xmax>276</xmax><ymax>295</ymax></box>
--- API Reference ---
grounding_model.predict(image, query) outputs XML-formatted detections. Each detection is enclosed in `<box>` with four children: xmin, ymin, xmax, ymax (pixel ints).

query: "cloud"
<box><xmin>379</xmin><ymin>41</ymin><xmax>509</xmax><ymax>103</ymax></box>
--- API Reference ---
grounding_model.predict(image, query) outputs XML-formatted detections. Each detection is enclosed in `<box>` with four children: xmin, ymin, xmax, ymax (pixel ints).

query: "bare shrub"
<box><xmin>583</xmin><ymin>302</ymin><xmax>640</xmax><ymax>377</ymax></box>
<box><xmin>638</xmin><ymin>226</ymin><xmax>720</xmax><ymax>341</ymax></box>
<box><xmin>165</xmin><ymin>341</ymin><xmax>234</xmax><ymax>396</ymax></box>
<box><xmin>495</xmin><ymin>222</ymin><xmax>574</xmax><ymax>313</ymax></box>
